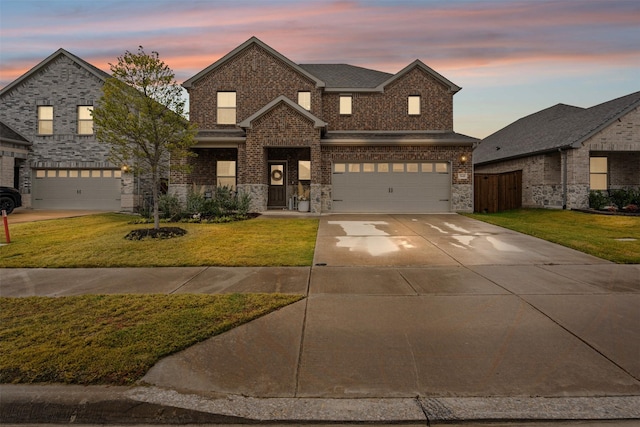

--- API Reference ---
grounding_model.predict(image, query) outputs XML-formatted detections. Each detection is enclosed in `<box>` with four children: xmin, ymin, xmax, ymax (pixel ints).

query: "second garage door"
<box><xmin>32</xmin><ymin>169</ymin><xmax>122</xmax><ymax>210</ymax></box>
<box><xmin>332</xmin><ymin>161</ymin><xmax>451</xmax><ymax>213</ymax></box>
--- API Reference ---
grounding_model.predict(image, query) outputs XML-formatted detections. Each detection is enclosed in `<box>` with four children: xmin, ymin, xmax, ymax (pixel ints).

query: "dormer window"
<box><xmin>408</xmin><ymin>95</ymin><xmax>421</xmax><ymax>115</ymax></box>
<box><xmin>298</xmin><ymin>91</ymin><xmax>311</xmax><ymax>111</ymax></box>
<box><xmin>339</xmin><ymin>95</ymin><xmax>352</xmax><ymax>115</ymax></box>
<box><xmin>217</xmin><ymin>91</ymin><xmax>236</xmax><ymax>124</ymax></box>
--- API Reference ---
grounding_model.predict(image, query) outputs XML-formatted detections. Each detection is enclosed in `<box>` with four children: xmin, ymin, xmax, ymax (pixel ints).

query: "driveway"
<box><xmin>144</xmin><ymin>213</ymin><xmax>640</xmax><ymax>400</ymax></box>
<box><xmin>6</xmin><ymin>208</ymin><xmax>108</xmax><ymax>224</ymax></box>
<box><xmin>313</xmin><ymin>213</ymin><xmax>609</xmax><ymax>267</ymax></box>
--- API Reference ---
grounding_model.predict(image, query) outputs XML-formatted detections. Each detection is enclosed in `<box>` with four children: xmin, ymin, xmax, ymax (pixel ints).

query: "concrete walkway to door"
<box><xmin>2</xmin><ymin>213</ymin><xmax>639</xmax><ymax>424</ymax></box>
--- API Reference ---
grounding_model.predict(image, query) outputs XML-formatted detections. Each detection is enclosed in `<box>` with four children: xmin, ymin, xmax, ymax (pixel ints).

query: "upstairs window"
<box><xmin>339</xmin><ymin>95</ymin><xmax>352</xmax><ymax>115</ymax></box>
<box><xmin>590</xmin><ymin>157</ymin><xmax>608</xmax><ymax>190</ymax></box>
<box><xmin>408</xmin><ymin>95</ymin><xmax>421</xmax><ymax>115</ymax></box>
<box><xmin>217</xmin><ymin>91</ymin><xmax>236</xmax><ymax>124</ymax></box>
<box><xmin>298</xmin><ymin>91</ymin><xmax>311</xmax><ymax>111</ymax></box>
<box><xmin>77</xmin><ymin>106</ymin><xmax>94</xmax><ymax>135</ymax></box>
<box><xmin>37</xmin><ymin>106</ymin><xmax>53</xmax><ymax>135</ymax></box>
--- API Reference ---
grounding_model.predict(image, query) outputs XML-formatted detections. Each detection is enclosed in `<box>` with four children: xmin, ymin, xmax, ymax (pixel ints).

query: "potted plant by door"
<box><xmin>297</xmin><ymin>182</ymin><xmax>310</xmax><ymax>212</ymax></box>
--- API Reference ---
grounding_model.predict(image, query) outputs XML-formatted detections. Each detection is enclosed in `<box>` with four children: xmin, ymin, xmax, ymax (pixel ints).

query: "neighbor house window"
<box><xmin>339</xmin><ymin>95</ymin><xmax>352</xmax><ymax>115</ymax></box>
<box><xmin>77</xmin><ymin>106</ymin><xmax>94</xmax><ymax>135</ymax></box>
<box><xmin>217</xmin><ymin>92</ymin><xmax>236</xmax><ymax>124</ymax></box>
<box><xmin>408</xmin><ymin>95</ymin><xmax>421</xmax><ymax>115</ymax></box>
<box><xmin>590</xmin><ymin>157</ymin><xmax>608</xmax><ymax>190</ymax></box>
<box><xmin>38</xmin><ymin>106</ymin><xmax>53</xmax><ymax>135</ymax></box>
<box><xmin>298</xmin><ymin>160</ymin><xmax>311</xmax><ymax>180</ymax></box>
<box><xmin>298</xmin><ymin>91</ymin><xmax>311</xmax><ymax>111</ymax></box>
<box><xmin>217</xmin><ymin>160</ymin><xmax>236</xmax><ymax>189</ymax></box>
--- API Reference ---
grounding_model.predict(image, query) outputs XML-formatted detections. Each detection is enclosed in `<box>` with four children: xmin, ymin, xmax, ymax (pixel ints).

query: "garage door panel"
<box><xmin>32</xmin><ymin>170</ymin><xmax>121</xmax><ymax>210</ymax></box>
<box><xmin>332</xmin><ymin>161</ymin><xmax>451</xmax><ymax>213</ymax></box>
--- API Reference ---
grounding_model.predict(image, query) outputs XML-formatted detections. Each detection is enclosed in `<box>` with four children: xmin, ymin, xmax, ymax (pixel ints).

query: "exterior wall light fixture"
<box><xmin>460</xmin><ymin>155</ymin><xmax>468</xmax><ymax>164</ymax></box>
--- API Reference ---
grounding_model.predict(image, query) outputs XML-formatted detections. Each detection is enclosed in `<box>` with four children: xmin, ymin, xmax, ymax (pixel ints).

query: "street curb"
<box><xmin>2</xmin><ymin>385</ymin><xmax>639</xmax><ymax>424</ymax></box>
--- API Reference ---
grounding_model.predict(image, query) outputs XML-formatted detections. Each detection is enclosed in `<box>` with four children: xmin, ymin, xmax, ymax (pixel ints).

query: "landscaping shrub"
<box><xmin>589</xmin><ymin>187</ymin><xmax>640</xmax><ymax>212</ymax></box>
<box><xmin>142</xmin><ymin>186</ymin><xmax>252</xmax><ymax>223</ymax></box>
<box><xmin>588</xmin><ymin>190</ymin><xmax>610</xmax><ymax>210</ymax></box>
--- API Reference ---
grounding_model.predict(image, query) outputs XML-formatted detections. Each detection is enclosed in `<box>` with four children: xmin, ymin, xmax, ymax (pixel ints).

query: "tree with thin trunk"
<box><xmin>93</xmin><ymin>46</ymin><xmax>197</xmax><ymax>229</ymax></box>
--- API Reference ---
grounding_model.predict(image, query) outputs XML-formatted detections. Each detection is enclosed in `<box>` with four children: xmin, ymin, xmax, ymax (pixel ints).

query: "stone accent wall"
<box><xmin>323</xmin><ymin>68</ymin><xmax>454</xmax><ymax>131</ymax></box>
<box><xmin>452</xmin><ymin>184</ymin><xmax>473</xmax><ymax>212</ymax></box>
<box><xmin>237</xmin><ymin>183</ymin><xmax>268</xmax><ymax>212</ymax></box>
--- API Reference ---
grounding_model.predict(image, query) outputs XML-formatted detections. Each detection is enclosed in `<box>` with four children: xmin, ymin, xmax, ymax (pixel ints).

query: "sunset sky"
<box><xmin>1</xmin><ymin>0</ymin><xmax>638</xmax><ymax>138</ymax></box>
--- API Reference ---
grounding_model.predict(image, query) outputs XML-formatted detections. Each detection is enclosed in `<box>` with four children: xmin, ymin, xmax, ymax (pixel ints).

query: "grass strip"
<box><xmin>0</xmin><ymin>213</ymin><xmax>318</xmax><ymax>267</ymax></box>
<box><xmin>466</xmin><ymin>209</ymin><xmax>640</xmax><ymax>264</ymax></box>
<box><xmin>0</xmin><ymin>293</ymin><xmax>303</xmax><ymax>385</ymax></box>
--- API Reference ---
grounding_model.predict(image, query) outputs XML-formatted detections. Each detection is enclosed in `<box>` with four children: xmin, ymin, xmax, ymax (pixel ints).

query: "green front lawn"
<box><xmin>0</xmin><ymin>293</ymin><xmax>303</xmax><ymax>384</ymax></box>
<box><xmin>0</xmin><ymin>213</ymin><xmax>318</xmax><ymax>267</ymax></box>
<box><xmin>466</xmin><ymin>209</ymin><xmax>640</xmax><ymax>264</ymax></box>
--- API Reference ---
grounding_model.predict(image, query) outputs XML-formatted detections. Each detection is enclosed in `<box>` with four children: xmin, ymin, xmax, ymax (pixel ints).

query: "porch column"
<box><xmin>310</xmin><ymin>143</ymin><xmax>322</xmax><ymax>213</ymax></box>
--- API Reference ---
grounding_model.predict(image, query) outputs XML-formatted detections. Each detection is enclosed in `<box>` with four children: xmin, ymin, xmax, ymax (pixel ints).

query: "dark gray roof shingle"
<box><xmin>299</xmin><ymin>64</ymin><xmax>393</xmax><ymax>88</ymax></box>
<box><xmin>0</xmin><ymin>121</ymin><xmax>30</xmax><ymax>144</ymax></box>
<box><xmin>474</xmin><ymin>91</ymin><xmax>640</xmax><ymax>165</ymax></box>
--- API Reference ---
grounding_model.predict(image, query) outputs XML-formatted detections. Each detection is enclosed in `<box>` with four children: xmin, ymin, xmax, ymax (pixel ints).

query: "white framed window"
<box><xmin>408</xmin><ymin>95</ymin><xmax>421</xmax><ymax>115</ymax></box>
<box><xmin>217</xmin><ymin>92</ymin><xmax>236</xmax><ymax>124</ymax></box>
<box><xmin>298</xmin><ymin>160</ymin><xmax>311</xmax><ymax>180</ymax></box>
<box><xmin>590</xmin><ymin>157</ymin><xmax>608</xmax><ymax>190</ymax></box>
<box><xmin>339</xmin><ymin>95</ymin><xmax>352</xmax><ymax>115</ymax></box>
<box><xmin>77</xmin><ymin>106</ymin><xmax>94</xmax><ymax>135</ymax></box>
<box><xmin>217</xmin><ymin>160</ymin><xmax>236</xmax><ymax>189</ymax></box>
<box><xmin>298</xmin><ymin>91</ymin><xmax>311</xmax><ymax>111</ymax></box>
<box><xmin>37</xmin><ymin>106</ymin><xmax>53</xmax><ymax>135</ymax></box>
<box><xmin>334</xmin><ymin>163</ymin><xmax>346</xmax><ymax>173</ymax></box>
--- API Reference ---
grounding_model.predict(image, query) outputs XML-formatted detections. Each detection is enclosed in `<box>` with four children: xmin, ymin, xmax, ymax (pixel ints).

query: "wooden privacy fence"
<box><xmin>474</xmin><ymin>170</ymin><xmax>522</xmax><ymax>213</ymax></box>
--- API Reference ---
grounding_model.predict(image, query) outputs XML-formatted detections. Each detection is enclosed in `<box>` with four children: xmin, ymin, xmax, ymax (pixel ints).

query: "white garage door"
<box><xmin>32</xmin><ymin>169</ymin><xmax>122</xmax><ymax>210</ymax></box>
<box><xmin>332</xmin><ymin>161</ymin><xmax>451</xmax><ymax>213</ymax></box>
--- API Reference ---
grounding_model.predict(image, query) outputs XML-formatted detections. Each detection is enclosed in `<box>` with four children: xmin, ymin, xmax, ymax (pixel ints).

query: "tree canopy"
<box><xmin>93</xmin><ymin>46</ymin><xmax>197</xmax><ymax>229</ymax></box>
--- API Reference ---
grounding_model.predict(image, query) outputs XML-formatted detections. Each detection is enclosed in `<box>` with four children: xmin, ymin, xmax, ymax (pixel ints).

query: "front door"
<box><xmin>268</xmin><ymin>162</ymin><xmax>287</xmax><ymax>208</ymax></box>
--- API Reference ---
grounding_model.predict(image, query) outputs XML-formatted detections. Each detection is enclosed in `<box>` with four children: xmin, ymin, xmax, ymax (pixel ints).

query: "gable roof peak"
<box><xmin>380</xmin><ymin>59</ymin><xmax>461</xmax><ymax>93</ymax></box>
<box><xmin>238</xmin><ymin>95</ymin><xmax>327</xmax><ymax>129</ymax></box>
<box><xmin>183</xmin><ymin>36</ymin><xmax>325</xmax><ymax>89</ymax></box>
<box><xmin>0</xmin><ymin>48</ymin><xmax>110</xmax><ymax>97</ymax></box>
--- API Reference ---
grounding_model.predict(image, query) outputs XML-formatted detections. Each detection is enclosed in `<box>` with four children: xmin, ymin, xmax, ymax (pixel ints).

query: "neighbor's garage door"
<box><xmin>32</xmin><ymin>169</ymin><xmax>122</xmax><ymax>210</ymax></box>
<box><xmin>332</xmin><ymin>161</ymin><xmax>451</xmax><ymax>213</ymax></box>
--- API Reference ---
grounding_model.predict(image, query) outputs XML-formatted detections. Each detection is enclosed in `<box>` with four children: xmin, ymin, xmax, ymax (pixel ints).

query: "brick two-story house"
<box><xmin>0</xmin><ymin>49</ymin><xmax>140</xmax><ymax>211</ymax></box>
<box><xmin>171</xmin><ymin>37</ymin><xmax>476</xmax><ymax>213</ymax></box>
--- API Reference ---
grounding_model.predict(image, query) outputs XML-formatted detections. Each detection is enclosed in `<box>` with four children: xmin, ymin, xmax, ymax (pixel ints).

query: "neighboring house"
<box><xmin>0</xmin><ymin>49</ymin><xmax>137</xmax><ymax>211</ymax></box>
<box><xmin>0</xmin><ymin>121</ymin><xmax>31</xmax><ymax>188</ymax></box>
<box><xmin>171</xmin><ymin>37</ymin><xmax>476</xmax><ymax>213</ymax></box>
<box><xmin>474</xmin><ymin>91</ymin><xmax>640</xmax><ymax>212</ymax></box>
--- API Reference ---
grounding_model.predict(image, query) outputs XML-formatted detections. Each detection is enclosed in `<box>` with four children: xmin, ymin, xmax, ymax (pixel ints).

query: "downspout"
<box><xmin>560</xmin><ymin>148</ymin><xmax>567</xmax><ymax>209</ymax></box>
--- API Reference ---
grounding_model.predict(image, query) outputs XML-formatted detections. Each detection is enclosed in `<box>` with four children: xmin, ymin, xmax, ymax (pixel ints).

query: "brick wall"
<box><xmin>244</xmin><ymin>102</ymin><xmax>321</xmax><ymax>183</ymax></box>
<box><xmin>322</xmin><ymin>68</ymin><xmax>454</xmax><ymax>131</ymax></box>
<box><xmin>0</xmin><ymin>54</ymin><xmax>118</xmax><ymax>205</ymax></box>
<box><xmin>320</xmin><ymin>145</ymin><xmax>471</xmax><ymax>184</ymax></box>
<box><xmin>188</xmin><ymin>44</ymin><xmax>321</xmax><ymax>129</ymax></box>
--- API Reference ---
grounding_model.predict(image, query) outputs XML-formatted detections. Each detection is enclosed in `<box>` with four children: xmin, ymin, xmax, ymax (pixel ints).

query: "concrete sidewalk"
<box><xmin>1</xmin><ymin>214</ymin><xmax>639</xmax><ymax>424</ymax></box>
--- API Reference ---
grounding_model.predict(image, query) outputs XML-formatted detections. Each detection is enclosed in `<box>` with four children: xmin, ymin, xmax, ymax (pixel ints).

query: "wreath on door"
<box><xmin>271</xmin><ymin>169</ymin><xmax>283</xmax><ymax>181</ymax></box>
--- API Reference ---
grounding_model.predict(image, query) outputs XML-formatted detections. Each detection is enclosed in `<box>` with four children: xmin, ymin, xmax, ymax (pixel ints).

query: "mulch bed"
<box><xmin>125</xmin><ymin>227</ymin><xmax>187</xmax><ymax>240</ymax></box>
